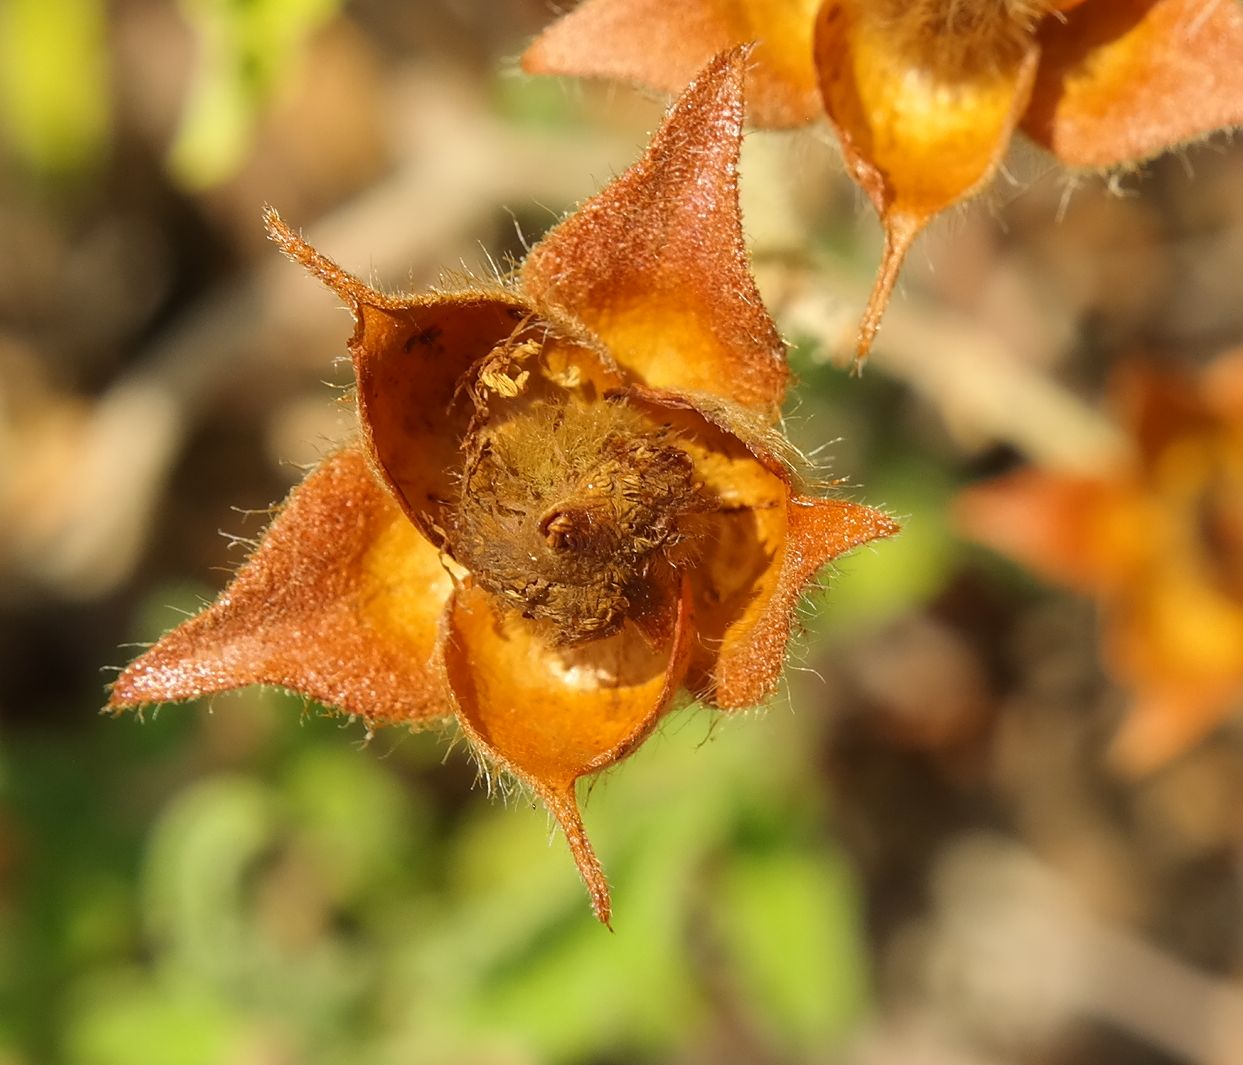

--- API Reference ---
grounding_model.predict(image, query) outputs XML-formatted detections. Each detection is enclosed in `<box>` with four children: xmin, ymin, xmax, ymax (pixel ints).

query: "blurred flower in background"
<box><xmin>5</xmin><ymin>1</ymin><xmax>1243</xmax><ymax>1063</ymax></box>
<box><xmin>959</xmin><ymin>352</ymin><xmax>1243</xmax><ymax>775</ymax></box>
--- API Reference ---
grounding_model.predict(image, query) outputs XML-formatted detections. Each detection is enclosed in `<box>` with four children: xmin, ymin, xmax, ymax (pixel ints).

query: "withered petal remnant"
<box><xmin>525</xmin><ymin>0</ymin><xmax>1243</xmax><ymax>364</ymax></box>
<box><xmin>109</xmin><ymin>48</ymin><xmax>898</xmax><ymax>926</ymax></box>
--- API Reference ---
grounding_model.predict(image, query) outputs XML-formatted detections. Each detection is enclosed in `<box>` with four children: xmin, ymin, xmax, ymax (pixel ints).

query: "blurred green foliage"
<box><xmin>0</xmin><ymin>0</ymin><xmax>110</xmax><ymax>177</ymax></box>
<box><xmin>0</xmin><ymin>0</ymin><xmax>340</xmax><ymax>187</ymax></box>
<box><xmin>169</xmin><ymin>0</ymin><xmax>343</xmax><ymax>188</ymax></box>
<box><xmin>1</xmin><ymin>586</ymin><xmax>876</xmax><ymax>1065</ymax></box>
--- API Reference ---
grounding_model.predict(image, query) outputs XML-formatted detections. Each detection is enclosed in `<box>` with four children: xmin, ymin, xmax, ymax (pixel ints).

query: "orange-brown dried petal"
<box><xmin>612</xmin><ymin>384</ymin><xmax>897</xmax><ymax>703</ymax></box>
<box><xmin>442</xmin><ymin>578</ymin><xmax>694</xmax><ymax>922</ymax></box>
<box><xmin>266</xmin><ymin>209</ymin><xmax>535</xmax><ymax>545</ymax></box>
<box><xmin>109</xmin><ymin>448</ymin><xmax>454</xmax><ymax>726</ymax></box>
<box><xmin>523</xmin><ymin>0</ymin><xmax>823</xmax><ymax>128</ymax></box>
<box><xmin>1024</xmin><ymin>0</ymin><xmax>1243</xmax><ymax>168</ymax></box>
<box><xmin>813</xmin><ymin>1</ymin><xmax>1039</xmax><ymax>361</ymax></box>
<box><xmin>352</xmin><ymin>297</ymin><xmax>548</xmax><ymax>544</ymax></box>
<box><xmin>615</xmin><ymin>382</ymin><xmax>796</xmax><ymax>488</ymax></box>
<box><xmin>521</xmin><ymin>47</ymin><xmax>789</xmax><ymax>418</ymax></box>
<box><xmin>700</xmin><ymin>495</ymin><xmax>900</xmax><ymax>708</ymax></box>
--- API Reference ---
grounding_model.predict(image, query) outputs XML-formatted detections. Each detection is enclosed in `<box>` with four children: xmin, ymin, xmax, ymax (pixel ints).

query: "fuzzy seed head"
<box><xmin>447</xmin><ymin>385</ymin><xmax>703</xmax><ymax>644</ymax></box>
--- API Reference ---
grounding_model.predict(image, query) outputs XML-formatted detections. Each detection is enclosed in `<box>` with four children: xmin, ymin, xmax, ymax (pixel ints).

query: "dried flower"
<box><xmin>108</xmin><ymin>49</ymin><xmax>898</xmax><ymax>924</ymax></box>
<box><xmin>958</xmin><ymin>351</ymin><xmax>1243</xmax><ymax>775</ymax></box>
<box><xmin>524</xmin><ymin>0</ymin><xmax>1243</xmax><ymax>362</ymax></box>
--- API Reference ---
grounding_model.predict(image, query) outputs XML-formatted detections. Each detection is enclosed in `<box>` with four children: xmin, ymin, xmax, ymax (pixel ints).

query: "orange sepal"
<box><xmin>1024</xmin><ymin>0</ymin><xmax>1243</xmax><ymax>168</ymax></box>
<box><xmin>108</xmin><ymin>448</ymin><xmax>454</xmax><ymax>727</ymax></box>
<box><xmin>265</xmin><ymin>208</ymin><xmax>533</xmax><ymax>545</ymax></box>
<box><xmin>700</xmin><ymin>496</ymin><xmax>900</xmax><ymax>708</ymax></box>
<box><xmin>813</xmin><ymin>2</ymin><xmax>1039</xmax><ymax>363</ymax></box>
<box><xmin>442</xmin><ymin>578</ymin><xmax>695</xmax><ymax>925</ymax></box>
<box><xmin>522</xmin><ymin>0</ymin><xmax>823</xmax><ymax>128</ymax></box>
<box><xmin>521</xmin><ymin>46</ymin><xmax>789</xmax><ymax>418</ymax></box>
<box><xmin>955</xmin><ymin>469</ymin><xmax>1133</xmax><ymax>595</ymax></box>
